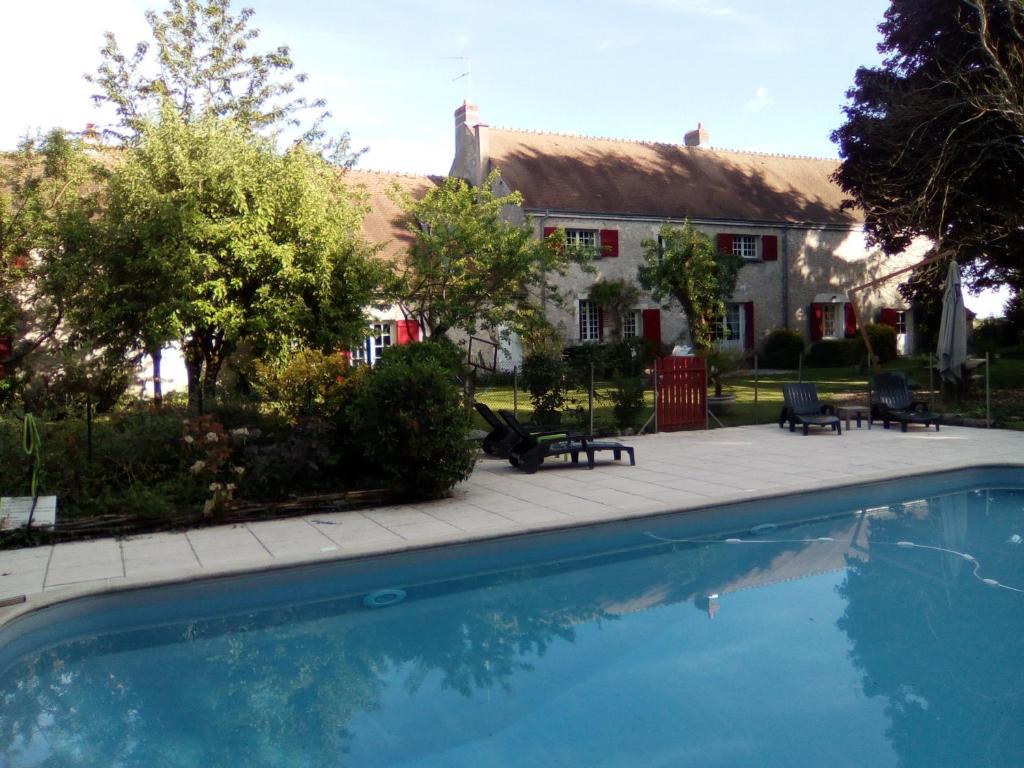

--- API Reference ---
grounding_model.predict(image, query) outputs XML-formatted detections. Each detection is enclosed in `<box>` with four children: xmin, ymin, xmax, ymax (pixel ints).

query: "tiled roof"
<box><xmin>342</xmin><ymin>169</ymin><xmax>441</xmax><ymax>261</ymax></box>
<box><xmin>486</xmin><ymin>128</ymin><xmax>861</xmax><ymax>226</ymax></box>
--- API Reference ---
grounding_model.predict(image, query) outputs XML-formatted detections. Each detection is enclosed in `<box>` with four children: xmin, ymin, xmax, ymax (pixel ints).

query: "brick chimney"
<box><xmin>450</xmin><ymin>101</ymin><xmax>489</xmax><ymax>186</ymax></box>
<box><xmin>684</xmin><ymin>122</ymin><xmax>709</xmax><ymax>148</ymax></box>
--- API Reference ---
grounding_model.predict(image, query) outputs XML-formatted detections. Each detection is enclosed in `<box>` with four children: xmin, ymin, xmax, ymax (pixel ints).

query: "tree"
<box><xmin>588</xmin><ymin>278</ymin><xmax>640</xmax><ymax>343</ymax></box>
<box><xmin>88</xmin><ymin>107</ymin><xmax>380</xmax><ymax>410</ymax></box>
<box><xmin>0</xmin><ymin>130</ymin><xmax>105</xmax><ymax>402</ymax></box>
<box><xmin>390</xmin><ymin>171</ymin><xmax>580</xmax><ymax>340</ymax></box>
<box><xmin>86</xmin><ymin>0</ymin><xmax>335</xmax><ymax>148</ymax></box>
<box><xmin>638</xmin><ymin>222</ymin><xmax>742</xmax><ymax>352</ymax></box>
<box><xmin>831</xmin><ymin>0</ymin><xmax>1024</xmax><ymax>298</ymax></box>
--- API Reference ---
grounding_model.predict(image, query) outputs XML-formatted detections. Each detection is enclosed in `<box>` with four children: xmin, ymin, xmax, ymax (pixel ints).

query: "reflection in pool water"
<box><xmin>1</xmin><ymin>482</ymin><xmax>1022</xmax><ymax>767</ymax></box>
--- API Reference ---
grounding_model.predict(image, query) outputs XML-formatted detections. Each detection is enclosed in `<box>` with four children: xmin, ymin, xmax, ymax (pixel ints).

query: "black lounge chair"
<box><xmin>779</xmin><ymin>383</ymin><xmax>842</xmax><ymax>435</ymax></box>
<box><xmin>498</xmin><ymin>410</ymin><xmax>635</xmax><ymax>474</ymax></box>
<box><xmin>473</xmin><ymin>402</ymin><xmax>565</xmax><ymax>459</ymax></box>
<box><xmin>871</xmin><ymin>373</ymin><xmax>940</xmax><ymax>432</ymax></box>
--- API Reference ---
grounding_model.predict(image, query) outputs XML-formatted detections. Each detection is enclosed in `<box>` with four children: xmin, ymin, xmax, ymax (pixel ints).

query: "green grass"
<box><xmin>473</xmin><ymin>356</ymin><xmax>1024</xmax><ymax>432</ymax></box>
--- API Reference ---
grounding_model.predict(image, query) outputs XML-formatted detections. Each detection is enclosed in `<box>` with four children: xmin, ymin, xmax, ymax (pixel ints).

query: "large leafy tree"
<box><xmin>831</xmin><ymin>0</ymin><xmax>1024</xmax><ymax>297</ymax></box>
<box><xmin>391</xmin><ymin>171</ymin><xmax>578</xmax><ymax>340</ymax></box>
<box><xmin>0</xmin><ymin>130</ymin><xmax>105</xmax><ymax>400</ymax></box>
<box><xmin>86</xmin><ymin>0</ymin><xmax>338</xmax><ymax>149</ymax></box>
<box><xmin>86</xmin><ymin>107</ymin><xmax>380</xmax><ymax>410</ymax></box>
<box><xmin>638</xmin><ymin>222</ymin><xmax>742</xmax><ymax>352</ymax></box>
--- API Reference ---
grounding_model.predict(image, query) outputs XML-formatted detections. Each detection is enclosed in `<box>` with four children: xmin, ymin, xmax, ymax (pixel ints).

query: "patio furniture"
<box><xmin>779</xmin><ymin>383</ymin><xmax>842</xmax><ymax>436</ymax></box>
<box><xmin>871</xmin><ymin>373</ymin><xmax>940</xmax><ymax>432</ymax></box>
<box><xmin>474</xmin><ymin>402</ymin><xmax>580</xmax><ymax>459</ymax></box>
<box><xmin>837</xmin><ymin>404</ymin><xmax>872</xmax><ymax>430</ymax></box>
<box><xmin>498</xmin><ymin>410</ymin><xmax>635</xmax><ymax>473</ymax></box>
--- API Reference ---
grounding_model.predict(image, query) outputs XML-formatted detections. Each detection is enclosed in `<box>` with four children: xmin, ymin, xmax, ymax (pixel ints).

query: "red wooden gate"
<box><xmin>654</xmin><ymin>356</ymin><xmax>707</xmax><ymax>431</ymax></box>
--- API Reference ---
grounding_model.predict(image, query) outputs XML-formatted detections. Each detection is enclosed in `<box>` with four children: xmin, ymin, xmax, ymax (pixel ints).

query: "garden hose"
<box><xmin>22</xmin><ymin>413</ymin><xmax>42</xmax><ymax>526</ymax></box>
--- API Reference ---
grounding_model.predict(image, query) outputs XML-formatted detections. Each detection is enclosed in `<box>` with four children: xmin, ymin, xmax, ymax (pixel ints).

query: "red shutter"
<box><xmin>599</xmin><ymin>229</ymin><xmax>619</xmax><ymax>257</ymax></box>
<box><xmin>543</xmin><ymin>226</ymin><xmax>557</xmax><ymax>239</ymax></box>
<box><xmin>810</xmin><ymin>303</ymin><xmax>824</xmax><ymax>342</ymax></box>
<box><xmin>598</xmin><ymin>307</ymin><xmax>605</xmax><ymax>340</ymax></box>
<box><xmin>879</xmin><ymin>308</ymin><xmax>899</xmax><ymax>328</ymax></box>
<box><xmin>716</xmin><ymin>233</ymin><xmax>733</xmax><ymax>254</ymax></box>
<box><xmin>744</xmin><ymin>302</ymin><xmax>755</xmax><ymax>351</ymax></box>
<box><xmin>642</xmin><ymin>309</ymin><xmax>662</xmax><ymax>348</ymax></box>
<box><xmin>844</xmin><ymin>303</ymin><xmax>857</xmax><ymax>338</ymax></box>
<box><xmin>396</xmin><ymin>319</ymin><xmax>420</xmax><ymax>345</ymax></box>
<box><xmin>762</xmin><ymin>235</ymin><xmax>778</xmax><ymax>261</ymax></box>
<box><xmin>0</xmin><ymin>336</ymin><xmax>10</xmax><ymax>378</ymax></box>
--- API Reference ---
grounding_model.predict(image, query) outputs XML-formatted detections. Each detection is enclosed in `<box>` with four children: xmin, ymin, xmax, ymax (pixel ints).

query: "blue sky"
<box><xmin>0</xmin><ymin>0</ymin><xmax>1008</xmax><ymax>314</ymax></box>
<box><xmin>1</xmin><ymin>0</ymin><xmax>891</xmax><ymax>171</ymax></box>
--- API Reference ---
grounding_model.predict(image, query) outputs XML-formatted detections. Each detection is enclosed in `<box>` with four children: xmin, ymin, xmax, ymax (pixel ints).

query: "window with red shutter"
<box><xmin>844</xmin><ymin>303</ymin><xmax>857</xmax><ymax>338</ymax></box>
<box><xmin>810</xmin><ymin>303</ymin><xmax>825</xmax><ymax>342</ymax></box>
<box><xmin>642</xmin><ymin>309</ymin><xmax>662</xmax><ymax>349</ymax></box>
<box><xmin>599</xmin><ymin>229</ymin><xmax>619</xmax><ymax>257</ymax></box>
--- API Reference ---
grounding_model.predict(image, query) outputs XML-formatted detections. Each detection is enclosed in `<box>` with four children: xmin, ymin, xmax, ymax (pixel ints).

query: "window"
<box><xmin>895</xmin><ymin>310</ymin><xmax>907</xmax><ymax>335</ymax></box>
<box><xmin>656</xmin><ymin>235</ymin><xmax>666</xmax><ymax>264</ymax></box>
<box><xmin>732</xmin><ymin>235</ymin><xmax>758</xmax><ymax>260</ymax></box>
<box><xmin>352</xmin><ymin>322</ymin><xmax>393</xmax><ymax>366</ymax></box>
<box><xmin>579</xmin><ymin>299</ymin><xmax>601</xmax><ymax>341</ymax></box>
<box><xmin>622</xmin><ymin>310</ymin><xmax>641</xmax><ymax>339</ymax></box>
<box><xmin>822</xmin><ymin>305</ymin><xmax>839</xmax><ymax>339</ymax></box>
<box><xmin>566</xmin><ymin>229</ymin><xmax>599</xmax><ymax>256</ymax></box>
<box><xmin>713</xmin><ymin>304</ymin><xmax>742</xmax><ymax>345</ymax></box>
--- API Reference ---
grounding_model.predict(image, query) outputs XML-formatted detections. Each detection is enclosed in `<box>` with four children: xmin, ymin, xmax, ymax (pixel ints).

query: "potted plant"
<box><xmin>705</xmin><ymin>350</ymin><xmax>743</xmax><ymax>415</ymax></box>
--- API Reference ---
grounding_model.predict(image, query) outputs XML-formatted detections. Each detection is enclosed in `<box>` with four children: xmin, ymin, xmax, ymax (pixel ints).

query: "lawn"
<box><xmin>474</xmin><ymin>356</ymin><xmax>1024</xmax><ymax>433</ymax></box>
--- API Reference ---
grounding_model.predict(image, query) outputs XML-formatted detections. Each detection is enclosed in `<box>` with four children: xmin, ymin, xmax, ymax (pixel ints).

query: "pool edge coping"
<box><xmin>2</xmin><ymin>459</ymin><xmax>1022</xmax><ymax>633</ymax></box>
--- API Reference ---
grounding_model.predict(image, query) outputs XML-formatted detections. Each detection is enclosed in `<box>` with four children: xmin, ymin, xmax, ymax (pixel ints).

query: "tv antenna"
<box><xmin>444</xmin><ymin>56</ymin><xmax>472</xmax><ymax>102</ymax></box>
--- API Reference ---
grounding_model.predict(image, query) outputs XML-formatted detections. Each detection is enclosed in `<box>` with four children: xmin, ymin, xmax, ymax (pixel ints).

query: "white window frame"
<box><xmin>822</xmin><ymin>304</ymin><xmax>841</xmax><ymax>340</ymax></box>
<box><xmin>622</xmin><ymin>309</ymin><xmax>642</xmax><ymax>339</ymax></box>
<box><xmin>656</xmin><ymin>234</ymin><xmax>666</xmax><ymax>265</ymax></box>
<box><xmin>352</xmin><ymin>322</ymin><xmax>394</xmax><ymax>366</ymax></box>
<box><xmin>895</xmin><ymin>310</ymin><xmax>907</xmax><ymax>336</ymax></box>
<box><xmin>566</xmin><ymin>229</ymin><xmax>600</xmax><ymax>258</ymax></box>
<box><xmin>732</xmin><ymin>234</ymin><xmax>759</xmax><ymax>261</ymax></box>
<box><xmin>713</xmin><ymin>303</ymin><xmax>744</xmax><ymax>350</ymax></box>
<box><xmin>579</xmin><ymin>299</ymin><xmax>601</xmax><ymax>342</ymax></box>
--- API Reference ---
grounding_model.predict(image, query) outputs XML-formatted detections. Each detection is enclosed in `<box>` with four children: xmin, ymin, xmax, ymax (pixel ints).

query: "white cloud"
<box><xmin>623</xmin><ymin>0</ymin><xmax>748</xmax><ymax>21</ymax></box>
<box><xmin>744</xmin><ymin>86</ymin><xmax>772</xmax><ymax>112</ymax></box>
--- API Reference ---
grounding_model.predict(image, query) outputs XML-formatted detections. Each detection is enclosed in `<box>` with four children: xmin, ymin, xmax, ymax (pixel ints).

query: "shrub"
<box><xmin>348</xmin><ymin>342</ymin><xmax>475</xmax><ymax>499</ymax></box>
<box><xmin>864</xmin><ymin>323</ymin><xmax>898</xmax><ymax>364</ymax></box>
<box><xmin>761</xmin><ymin>329</ymin><xmax>805</xmax><ymax>369</ymax></box>
<box><xmin>806</xmin><ymin>339</ymin><xmax>861</xmax><ymax>367</ymax></box>
<box><xmin>252</xmin><ymin>349</ymin><xmax>352</xmax><ymax>422</ymax></box>
<box><xmin>240</xmin><ymin>417</ymin><xmax>340</xmax><ymax>500</ymax></box>
<box><xmin>521</xmin><ymin>352</ymin><xmax>568</xmax><ymax>422</ymax></box>
<box><xmin>607</xmin><ymin>374</ymin><xmax>647</xmax><ymax>430</ymax></box>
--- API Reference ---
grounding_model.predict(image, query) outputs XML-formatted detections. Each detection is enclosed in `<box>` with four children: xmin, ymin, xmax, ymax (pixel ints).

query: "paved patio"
<box><xmin>2</xmin><ymin>423</ymin><xmax>1022</xmax><ymax>627</ymax></box>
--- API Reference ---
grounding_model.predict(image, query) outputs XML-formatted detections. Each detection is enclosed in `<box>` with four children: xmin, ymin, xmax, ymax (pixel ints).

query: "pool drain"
<box><xmin>363</xmin><ymin>588</ymin><xmax>407</xmax><ymax>608</ymax></box>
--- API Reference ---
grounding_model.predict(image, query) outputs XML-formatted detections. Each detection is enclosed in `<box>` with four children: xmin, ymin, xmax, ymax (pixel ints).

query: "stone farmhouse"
<box><xmin>350</xmin><ymin>101</ymin><xmax>926</xmax><ymax>367</ymax></box>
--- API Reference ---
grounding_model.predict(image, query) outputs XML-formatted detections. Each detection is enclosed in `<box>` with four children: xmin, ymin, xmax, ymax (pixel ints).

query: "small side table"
<box><xmin>837</xmin><ymin>405</ymin><xmax>871</xmax><ymax>430</ymax></box>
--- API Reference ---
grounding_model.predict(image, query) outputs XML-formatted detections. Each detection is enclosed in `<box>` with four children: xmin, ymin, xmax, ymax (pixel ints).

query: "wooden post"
<box><xmin>513</xmin><ymin>366</ymin><xmax>518</xmax><ymax>418</ymax></box>
<box><xmin>589</xmin><ymin>362</ymin><xmax>595</xmax><ymax>435</ymax></box>
<box><xmin>986</xmin><ymin>352</ymin><xmax>991</xmax><ymax>428</ymax></box>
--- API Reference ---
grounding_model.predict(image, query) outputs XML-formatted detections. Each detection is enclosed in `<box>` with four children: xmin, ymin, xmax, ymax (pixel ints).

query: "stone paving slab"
<box><xmin>2</xmin><ymin>424</ymin><xmax>1023</xmax><ymax>625</ymax></box>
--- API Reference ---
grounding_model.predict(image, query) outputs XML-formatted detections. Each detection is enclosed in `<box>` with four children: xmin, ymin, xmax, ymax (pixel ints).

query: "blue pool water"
<box><xmin>1</xmin><ymin>468</ymin><xmax>1023</xmax><ymax>768</ymax></box>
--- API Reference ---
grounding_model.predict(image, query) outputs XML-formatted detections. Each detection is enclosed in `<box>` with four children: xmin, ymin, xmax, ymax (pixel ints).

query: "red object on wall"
<box><xmin>810</xmin><ymin>303</ymin><xmax>824</xmax><ymax>342</ymax></box>
<box><xmin>762</xmin><ymin>235</ymin><xmax>778</xmax><ymax>261</ymax></box>
<box><xmin>654</xmin><ymin>356</ymin><xmax>707</xmax><ymax>431</ymax></box>
<box><xmin>396</xmin><ymin>319</ymin><xmax>421</xmax><ymax>345</ymax></box>
<box><xmin>0</xmin><ymin>336</ymin><xmax>10</xmax><ymax>378</ymax></box>
<box><xmin>599</xmin><ymin>229</ymin><xmax>619</xmax><ymax>257</ymax></box>
<box><xmin>543</xmin><ymin>226</ymin><xmax>557</xmax><ymax>239</ymax></box>
<box><xmin>744</xmin><ymin>302</ymin><xmax>755</xmax><ymax>351</ymax></box>
<box><xmin>879</xmin><ymin>308</ymin><xmax>900</xmax><ymax>328</ymax></box>
<box><xmin>716</xmin><ymin>233</ymin><xmax>733</xmax><ymax>254</ymax></box>
<box><xmin>642</xmin><ymin>309</ymin><xmax>662</xmax><ymax>348</ymax></box>
<box><xmin>844</xmin><ymin>303</ymin><xmax>857</xmax><ymax>338</ymax></box>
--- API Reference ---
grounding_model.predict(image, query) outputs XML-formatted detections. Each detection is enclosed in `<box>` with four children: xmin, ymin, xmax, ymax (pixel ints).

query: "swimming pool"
<box><xmin>1</xmin><ymin>467</ymin><xmax>1022</xmax><ymax>767</ymax></box>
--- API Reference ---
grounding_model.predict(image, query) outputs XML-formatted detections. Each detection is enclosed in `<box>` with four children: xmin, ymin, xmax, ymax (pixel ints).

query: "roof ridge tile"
<box><xmin>488</xmin><ymin>126</ymin><xmax>837</xmax><ymax>162</ymax></box>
